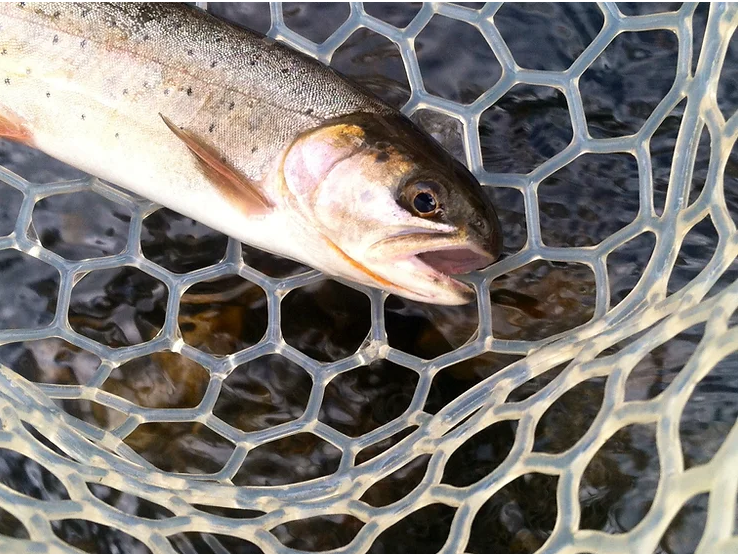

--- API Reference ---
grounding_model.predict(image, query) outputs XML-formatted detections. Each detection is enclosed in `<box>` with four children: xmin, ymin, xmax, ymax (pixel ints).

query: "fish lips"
<box><xmin>366</xmin><ymin>229</ymin><xmax>502</xmax><ymax>303</ymax></box>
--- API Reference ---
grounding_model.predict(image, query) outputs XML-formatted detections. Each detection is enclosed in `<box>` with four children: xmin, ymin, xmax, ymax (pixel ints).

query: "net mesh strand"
<box><xmin>0</xmin><ymin>3</ymin><xmax>737</xmax><ymax>553</ymax></box>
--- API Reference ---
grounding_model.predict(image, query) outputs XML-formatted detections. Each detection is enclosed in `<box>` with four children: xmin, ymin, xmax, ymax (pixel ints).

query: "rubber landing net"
<box><xmin>0</xmin><ymin>3</ymin><xmax>736</xmax><ymax>554</ymax></box>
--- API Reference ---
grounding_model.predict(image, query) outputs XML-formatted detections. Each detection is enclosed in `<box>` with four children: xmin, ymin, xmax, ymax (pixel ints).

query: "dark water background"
<box><xmin>0</xmin><ymin>3</ymin><xmax>736</xmax><ymax>553</ymax></box>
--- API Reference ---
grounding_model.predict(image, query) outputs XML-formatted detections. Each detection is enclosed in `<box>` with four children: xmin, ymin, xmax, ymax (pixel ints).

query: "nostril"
<box><xmin>472</xmin><ymin>216</ymin><xmax>489</xmax><ymax>233</ymax></box>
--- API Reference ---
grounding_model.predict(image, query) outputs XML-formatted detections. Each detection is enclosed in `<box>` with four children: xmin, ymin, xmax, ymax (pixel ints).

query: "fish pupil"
<box><xmin>413</xmin><ymin>192</ymin><xmax>437</xmax><ymax>214</ymax></box>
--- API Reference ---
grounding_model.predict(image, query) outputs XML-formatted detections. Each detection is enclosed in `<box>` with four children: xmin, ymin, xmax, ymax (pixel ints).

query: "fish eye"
<box><xmin>413</xmin><ymin>191</ymin><xmax>437</xmax><ymax>214</ymax></box>
<box><xmin>403</xmin><ymin>180</ymin><xmax>442</xmax><ymax>217</ymax></box>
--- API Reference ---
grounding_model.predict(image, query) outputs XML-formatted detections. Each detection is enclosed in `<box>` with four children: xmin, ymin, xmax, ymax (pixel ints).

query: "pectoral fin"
<box><xmin>160</xmin><ymin>113</ymin><xmax>272</xmax><ymax>215</ymax></box>
<box><xmin>0</xmin><ymin>108</ymin><xmax>33</xmax><ymax>145</ymax></box>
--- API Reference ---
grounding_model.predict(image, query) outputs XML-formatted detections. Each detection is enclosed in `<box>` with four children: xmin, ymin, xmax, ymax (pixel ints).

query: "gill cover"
<box><xmin>282</xmin><ymin>118</ymin><xmax>444</xmax><ymax>237</ymax></box>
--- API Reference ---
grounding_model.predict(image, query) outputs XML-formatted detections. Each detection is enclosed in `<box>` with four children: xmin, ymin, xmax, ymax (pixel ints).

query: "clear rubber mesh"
<box><xmin>0</xmin><ymin>3</ymin><xmax>737</xmax><ymax>554</ymax></box>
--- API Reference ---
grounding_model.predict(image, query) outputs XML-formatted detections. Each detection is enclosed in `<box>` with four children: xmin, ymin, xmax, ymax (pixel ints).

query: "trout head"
<box><xmin>281</xmin><ymin>113</ymin><xmax>502</xmax><ymax>305</ymax></box>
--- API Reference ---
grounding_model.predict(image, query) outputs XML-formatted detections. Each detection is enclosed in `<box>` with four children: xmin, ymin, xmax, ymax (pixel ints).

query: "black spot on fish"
<box><xmin>81</xmin><ymin>114</ymin><xmax>85</xmax><ymax>120</ymax></box>
<box><xmin>46</xmin><ymin>92</ymin><xmax>50</xmax><ymax>98</ymax></box>
<box><xmin>123</xmin><ymin>88</ymin><xmax>128</xmax><ymax>95</ymax></box>
<box><xmin>375</xmin><ymin>151</ymin><xmax>390</xmax><ymax>163</ymax></box>
<box><xmin>3</xmin><ymin>78</ymin><xmax>9</xmax><ymax>85</ymax></box>
<box><xmin>53</xmin><ymin>11</ymin><xmax>60</xmax><ymax>18</ymax></box>
<box><xmin>52</xmin><ymin>35</ymin><xmax>59</xmax><ymax>44</ymax></box>
<box><xmin>81</xmin><ymin>8</ymin><xmax>89</xmax><ymax>17</ymax></box>
<box><xmin>143</xmin><ymin>81</ymin><xmax>149</xmax><ymax>88</ymax></box>
<box><xmin>251</xmin><ymin>146</ymin><xmax>258</xmax><ymax>153</ymax></box>
<box><xmin>0</xmin><ymin>49</ymin><xmax>6</xmax><ymax>56</ymax></box>
<box><xmin>215</xmin><ymin>36</ymin><xmax>222</xmax><ymax>43</ymax></box>
<box><xmin>164</xmin><ymin>89</ymin><xmax>169</xmax><ymax>96</ymax></box>
<box><xmin>211</xmin><ymin>61</ymin><xmax>217</xmax><ymax>68</ymax></box>
<box><xmin>80</xmin><ymin>39</ymin><xmax>86</xmax><ymax>48</ymax></box>
<box><xmin>281</xmin><ymin>68</ymin><xmax>289</xmax><ymax>74</ymax></box>
<box><xmin>228</xmin><ymin>102</ymin><xmax>235</xmax><ymax>111</ymax></box>
<box><xmin>249</xmin><ymin>60</ymin><xmax>256</xmax><ymax>66</ymax></box>
<box><xmin>115</xmin><ymin>133</ymin><xmax>119</xmax><ymax>139</ymax></box>
<box><xmin>209</xmin><ymin>123</ymin><xmax>215</xmax><ymax>133</ymax></box>
<box><xmin>186</xmin><ymin>87</ymin><xmax>193</xmax><ymax>96</ymax></box>
<box><xmin>187</xmin><ymin>49</ymin><xmax>194</xmax><ymax>56</ymax></box>
<box><xmin>304</xmin><ymin>108</ymin><xmax>314</xmax><ymax>116</ymax></box>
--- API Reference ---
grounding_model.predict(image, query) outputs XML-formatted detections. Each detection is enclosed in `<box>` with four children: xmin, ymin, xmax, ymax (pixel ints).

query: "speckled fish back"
<box><xmin>0</xmin><ymin>2</ymin><xmax>394</xmax><ymax>180</ymax></box>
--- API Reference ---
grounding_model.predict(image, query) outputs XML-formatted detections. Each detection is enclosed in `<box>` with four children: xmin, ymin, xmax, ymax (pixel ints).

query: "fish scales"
<box><xmin>0</xmin><ymin>2</ymin><xmax>391</xmax><ymax>180</ymax></box>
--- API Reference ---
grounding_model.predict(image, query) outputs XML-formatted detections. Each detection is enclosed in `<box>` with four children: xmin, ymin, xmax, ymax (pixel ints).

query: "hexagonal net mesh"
<box><xmin>0</xmin><ymin>2</ymin><xmax>736</xmax><ymax>553</ymax></box>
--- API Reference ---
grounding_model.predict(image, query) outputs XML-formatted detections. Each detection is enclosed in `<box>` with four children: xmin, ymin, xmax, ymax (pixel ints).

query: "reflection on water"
<box><xmin>214</xmin><ymin>354</ymin><xmax>312</xmax><ymax>432</ymax></box>
<box><xmin>0</xmin><ymin>182</ymin><xmax>23</xmax><ymax>236</ymax></box>
<box><xmin>271</xmin><ymin>514</ymin><xmax>365</xmax><ymax>552</ymax></box>
<box><xmin>141</xmin><ymin>208</ymin><xmax>228</xmax><ymax>273</ymax></box>
<box><xmin>33</xmin><ymin>191</ymin><xmax>131</xmax><ymax>260</ymax></box>
<box><xmin>580</xmin><ymin>424</ymin><xmax>660</xmax><ymax>533</ymax></box>
<box><xmin>0</xmin><ymin>249</ymin><xmax>59</xmax><ymax>330</ymax></box>
<box><xmin>416</xmin><ymin>14</ymin><xmax>502</xmax><ymax>104</ymax></box>
<box><xmin>580</xmin><ymin>29</ymin><xmax>679</xmax><ymax>139</ymax></box>
<box><xmin>468</xmin><ymin>473</ymin><xmax>559</xmax><ymax>554</ymax></box>
<box><xmin>481</xmin><ymin>84</ymin><xmax>572</xmax><ymax>175</ymax></box>
<box><xmin>320</xmin><ymin>360</ymin><xmax>419</xmax><ymax>436</ymax></box>
<box><xmin>0</xmin><ymin>3</ymin><xmax>735</xmax><ymax>554</ymax></box>
<box><xmin>333</xmin><ymin>26</ymin><xmax>411</xmax><ymax>110</ymax></box>
<box><xmin>68</xmin><ymin>266</ymin><xmax>168</xmax><ymax>348</ymax></box>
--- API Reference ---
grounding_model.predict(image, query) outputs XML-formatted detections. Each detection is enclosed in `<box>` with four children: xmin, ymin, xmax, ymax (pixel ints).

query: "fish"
<box><xmin>0</xmin><ymin>2</ymin><xmax>502</xmax><ymax>305</ymax></box>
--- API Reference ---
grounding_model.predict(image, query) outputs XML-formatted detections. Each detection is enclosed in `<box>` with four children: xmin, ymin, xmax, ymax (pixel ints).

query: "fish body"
<box><xmin>0</xmin><ymin>2</ymin><xmax>502</xmax><ymax>304</ymax></box>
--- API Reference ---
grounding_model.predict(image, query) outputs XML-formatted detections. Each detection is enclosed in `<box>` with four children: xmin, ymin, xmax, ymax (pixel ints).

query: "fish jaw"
<box><xmin>381</xmin><ymin>255</ymin><xmax>477</xmax><ymax>305</ymax></box>
<box><xmin>356</xmin><ymin>231</ymin><xmax>499</xmax><ymax>304</ymax></box>
<box><xmin>315</xmin><ymin>235</ymin><xmax>475</xmax><ymax>305</ymax></box>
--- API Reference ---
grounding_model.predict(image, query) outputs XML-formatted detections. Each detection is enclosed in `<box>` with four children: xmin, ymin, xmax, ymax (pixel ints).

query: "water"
<box><xmin>0</xmin><ymin>3</ymin><xmax>736</xmax><ymax>554</ymax></box>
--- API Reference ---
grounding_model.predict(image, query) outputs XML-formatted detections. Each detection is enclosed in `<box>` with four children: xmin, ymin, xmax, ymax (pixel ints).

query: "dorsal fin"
<box><xmin>160</xmin><ymin>113</ymin><xmax>272</xmax><ymax>215</ymax></box>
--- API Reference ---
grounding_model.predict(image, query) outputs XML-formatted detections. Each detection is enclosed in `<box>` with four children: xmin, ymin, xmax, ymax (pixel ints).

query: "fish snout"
<box><xmin>415</xmin><ymin>211</ymin><xmax>503</xmax><ymax>276</ymax></box>
<box><xmin>469</xmin><ymin>208</ymin><xmax>503</xmax><ymax>264</ymax></box>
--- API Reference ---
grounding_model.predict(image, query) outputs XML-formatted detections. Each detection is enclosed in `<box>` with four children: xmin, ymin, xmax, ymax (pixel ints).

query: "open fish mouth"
<box><xmin>416</xmin><ymin>245</ymin><xmax>498</xmax><ymax>275</ymax></box>
<box><xmin>411</xmin><ymin>243</ymin><xmax>499</xmax><ymax>301</ymax></box>
<box><xmin>369</xmin><ymin>230</ymin><xmax>500</xmax><ymax>274</ymax></box>
<box><xmin>364</xmin><ymin>230</ymin><xmax>501</xmax><ymax>303</ymax></box>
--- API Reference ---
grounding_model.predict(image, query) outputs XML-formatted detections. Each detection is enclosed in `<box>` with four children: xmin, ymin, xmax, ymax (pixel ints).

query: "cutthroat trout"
<box><xmin>0</xmin><ymin>2</ymin><xmax>502</xmax><ymax>305</ymax></box>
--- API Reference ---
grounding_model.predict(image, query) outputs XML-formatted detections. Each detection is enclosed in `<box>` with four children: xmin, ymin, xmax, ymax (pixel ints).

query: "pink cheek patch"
<box><xmin>283</xmin><ymin>128</ymin><xmax>363</xmax><ymax>201</ymax></box>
